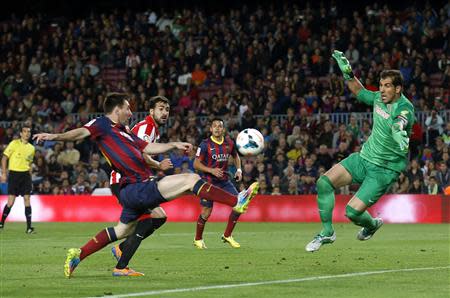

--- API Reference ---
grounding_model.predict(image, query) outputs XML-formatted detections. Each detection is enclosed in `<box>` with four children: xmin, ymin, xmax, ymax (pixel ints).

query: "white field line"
<box><xmin>87</xmin><ymin>266</ymin><xmax>450</xmax><ymax>298</ymax></box>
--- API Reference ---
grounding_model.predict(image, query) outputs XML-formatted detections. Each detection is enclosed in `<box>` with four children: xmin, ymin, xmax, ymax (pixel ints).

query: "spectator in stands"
<box><xmin>425</xmin><ymin>109</ymin><xmax>444</xmax><ymax>145</ymax></box>
<box><xmin>436</xmin><ymin>162</ymin><xmax>449</xmax><ymax>190</ymax></box>
<box><xmin>316</xmin><ymin>144</ymin><xmax>333</xmax><ymax>170</ymax></box>
<box><xmin>409</xmin><ymin>178</ymin><xmax>425</xmax><ymax>194</ymax></box>
<box><xmin>442</xmin><ymin>122</ymin><xmax>450</xmax><ymax>146</ymax></box>
<box><xmin>57</xmin><ymin>141</ymin><xmax>80</xmax><ymax>168</ymax></box>
<box><xmin>297</xmin><ymin>156</ymin><xmax>318</xmax><ymax>194</ymax></box>
<box><xmin>88</xmin><ymin>160</ymin><xmax>108</xmax><ymax>186</ymax></box>
<box><xmin>392</xmin><ymin>172</ymin><xmax>410</xmax><ymax>194</ymax></box>
<box><xmin>427</xmin><ymin>176</ymin><xmax>440</xmax><ymax>194</ymax></box>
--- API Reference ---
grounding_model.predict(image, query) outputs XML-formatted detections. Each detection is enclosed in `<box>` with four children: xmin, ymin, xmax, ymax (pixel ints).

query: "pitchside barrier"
<box><xmin>0</xmin><ymin>195</ymin><xmax>448</xmax><ymax>223</ymax></box>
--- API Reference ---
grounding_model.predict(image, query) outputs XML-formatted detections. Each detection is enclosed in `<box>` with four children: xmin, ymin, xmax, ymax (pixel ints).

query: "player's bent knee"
<box><xmin>317</xmin><ymin>175</ymin><xmax>334</xmax><ymax>195</ymax></box>
<box><xmin>345</xmin><ymin>205</ymin><xmax>362</xmax><ymax>222</ymax></box>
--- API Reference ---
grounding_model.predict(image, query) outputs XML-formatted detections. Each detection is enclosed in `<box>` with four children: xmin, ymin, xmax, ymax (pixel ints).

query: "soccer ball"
<box><xmin>236</xmin><ymin>128</ymin><xmax>265</xmax><ymax>156</ymax></box>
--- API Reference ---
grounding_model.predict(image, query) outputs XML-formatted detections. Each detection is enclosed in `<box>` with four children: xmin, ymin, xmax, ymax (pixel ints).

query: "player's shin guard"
<box><xmin>118</xmin><ymin>217</ymin><xmax>166</xmax><ymax>251</ymax></box>
<box><xmin>317</xmin><ymin>176</ymin><xmax>335</xmax><ymax>236</ymax></box>
<box><xmin>116</xmin><ymin>218</ymin><xmax>154</xmax><ymax>269</ymax></box>
<box><xmin>193</xmin><ymin>180</ymin><xmax>237</xmax><ymax>207</ymax></box>
<box><xmin>80</xmin><ymin>228</ymin><xmax>115</xmax><ymax>261</ymax></box>
<box><xmin>345</xmin><ymin>205</ymin><xmax>376</xmax><ymax>229</ymax></box>
<box><xmin>195</xmin><ymin>215</ymin><xmax>207</xmax><ymax>240</ymax></box>
<box><xmin>150</xmin><ymin>217</ymin><xmax>167</xmax><ymax>233</ymax></box>
<box><xmin>224</xmin><ymin>211</ymin><xmax>240</xmax><ymax>237</ymax></box>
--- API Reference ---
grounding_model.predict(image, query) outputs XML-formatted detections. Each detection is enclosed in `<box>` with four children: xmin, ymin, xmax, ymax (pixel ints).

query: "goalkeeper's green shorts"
<box><xmin>340</xmin><ymin>153</ymin><xmax>399</xmax><ymax>207</ymax></box>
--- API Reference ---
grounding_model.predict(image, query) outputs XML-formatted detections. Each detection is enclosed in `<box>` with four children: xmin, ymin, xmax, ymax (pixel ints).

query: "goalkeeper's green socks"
<box><xmin>317</xmin><ymin>175</ymin><xmax>335</xmax><ymax>237</ymax></box>
<box><xmin>345</xmin><ymin>205</ymin><xmax>377</xmax><ymax>229</ymax></box>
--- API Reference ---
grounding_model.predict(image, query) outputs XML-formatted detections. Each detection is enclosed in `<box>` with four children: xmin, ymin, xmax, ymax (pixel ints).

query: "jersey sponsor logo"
<box><xmin>375</xmin><ymin>105</ymin><xmax>390</xmax><ymax>119</ymax></box>
<box><xmin>212</xmin><ymin>153</ymin><xmax>229</xmax><ymax>161</ymax></box>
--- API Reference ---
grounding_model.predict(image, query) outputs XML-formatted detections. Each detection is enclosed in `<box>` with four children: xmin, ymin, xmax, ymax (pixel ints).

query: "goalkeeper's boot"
<box><xmin>64</xmin><ymin>248</ymin><xmax>81</xmax><ymax>278</ymax></box>
<box><xmin>221</xmin><ymin>235</ymin><xmax>240</xmax><ymax>248</ymax></box>
<box><xmin>305</xmin><ymin>232</ymin><xmax>336</xmax><ymax>252</ymax></box>
<box><xmin>111</xmin><ymin>244</ymin><xmax>122</xmax><ymax>262</ymax></box>
<box><xmin>113</xmin><ymin>267</ymin><xmax>145</xmax><ymax>276</ymax></box>
<box><xmin>357</xmin><ymin>218</ymin><xmax>384</xmax><ymax>241</ymax></box>
<box><xmin>193</xmin><ymin>239</ymin><xmax>207</xmax><ymax>249</ymax></box>
<box><xmin>26</xmin><ymin>227</ymin><xmax>35</xmax><ymax>234</ymax></box>
<box><xmin>233</xmin><ymin>182</ymin><xmax>259</xmax><ymax>214</ymax></box>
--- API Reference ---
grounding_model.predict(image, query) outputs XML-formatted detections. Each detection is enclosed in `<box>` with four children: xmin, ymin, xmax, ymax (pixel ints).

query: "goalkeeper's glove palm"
<box><xmin>332</xmin><ymin>50</ymin><xmax>353</xmax><ymax>80</ymax></box>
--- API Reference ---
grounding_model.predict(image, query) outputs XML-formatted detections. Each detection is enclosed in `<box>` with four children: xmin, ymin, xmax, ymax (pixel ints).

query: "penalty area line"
<box><xmin>87</xmin><ymin>265</ymin><xmax>450</xmax><ymax>298</ymax></box>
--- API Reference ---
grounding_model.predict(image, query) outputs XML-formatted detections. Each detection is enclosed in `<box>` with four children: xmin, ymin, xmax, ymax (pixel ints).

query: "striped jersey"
<box><xmin>195</xmin><ymin>136</ymin><xmax>238</xmax><ymax>182</ymax></box>
<box><xmin>110</xmin><ymin>115</ymin><xmax>160</xmax><ymax>184</ymax></box>
<box><xmin>84</xmin><ymin>116</ymin><xmax>152</xmax><ymax>186</ymax></box>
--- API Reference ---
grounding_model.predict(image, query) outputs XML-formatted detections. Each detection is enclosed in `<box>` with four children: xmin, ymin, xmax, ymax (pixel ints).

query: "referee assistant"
<box><xmin>0</xmin><ymin>125</ymin><xmax>36</xmax><ymax>233</ymax></box>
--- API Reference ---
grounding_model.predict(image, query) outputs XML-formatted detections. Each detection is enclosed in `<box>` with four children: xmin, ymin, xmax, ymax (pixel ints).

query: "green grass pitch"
<box><xmin>1</xmin><ymin>222</ymin><xmax>449</xmax><ymax>297</ymax></box>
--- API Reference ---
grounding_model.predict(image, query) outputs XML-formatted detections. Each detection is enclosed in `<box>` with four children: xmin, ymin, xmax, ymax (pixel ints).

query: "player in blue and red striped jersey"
<box><xmin>33</xmin><ymin>93</ymin><xmax>259</xmax><ymax>278</ymax></box>
<box><xmin>193</xmin><ymin>118</ymin><xmax>243</xmax><ymax>249</ymax></box>
<box><xmin>110</xmin><ymin>96</ymin><xmax>173</xmax><ymax>263</ymax></box>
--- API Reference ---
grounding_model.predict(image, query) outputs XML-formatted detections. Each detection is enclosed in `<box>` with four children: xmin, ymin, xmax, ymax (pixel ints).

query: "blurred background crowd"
<box><xmin>0</xmin><ymin>0</ymin><xmax>449</xmax><ymax>195</ymax></box>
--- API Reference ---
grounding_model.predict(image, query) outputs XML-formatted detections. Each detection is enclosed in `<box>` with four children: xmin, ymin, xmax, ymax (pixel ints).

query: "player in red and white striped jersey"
<box><xmin>110</xmin><ymin>96</ymin><xmax>173</xmax><ymax>261</ymax></box>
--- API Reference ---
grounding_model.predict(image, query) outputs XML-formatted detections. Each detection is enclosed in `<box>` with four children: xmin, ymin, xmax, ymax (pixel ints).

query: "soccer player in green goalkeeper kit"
<box><xmin>306</xmin><ymin>50</ymin><xmax>415</xmax><ymax>252</ymax></box>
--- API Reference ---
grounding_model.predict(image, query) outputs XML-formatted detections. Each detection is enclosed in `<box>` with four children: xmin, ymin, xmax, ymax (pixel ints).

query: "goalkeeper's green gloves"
<box><xmin>332</xmin><ymin>50</ymin><xmax>354</xmax><ymax>80</ymax></box>
<box><xmin>392</xmin><ymin>123</ymin><xmax>409</xmax><ymax>151</ymax></box>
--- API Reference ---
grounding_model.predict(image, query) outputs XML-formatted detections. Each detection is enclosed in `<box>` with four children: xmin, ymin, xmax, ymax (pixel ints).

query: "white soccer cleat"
<box><xmin>357</xmin><ymin>218</ymin><xmax>384</xmax><ymax>241</ymax></box>
<box><xmin>305</xmin><ymin>232</ymin><xmax>336</xmax><ymax>252</ymax></box>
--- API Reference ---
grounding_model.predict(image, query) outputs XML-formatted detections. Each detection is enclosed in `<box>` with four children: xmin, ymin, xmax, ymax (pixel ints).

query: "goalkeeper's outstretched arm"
<box><xmin>332</xmin><ymin>50</ymin><xmax>364</xmax><ymax>96</ymax></box>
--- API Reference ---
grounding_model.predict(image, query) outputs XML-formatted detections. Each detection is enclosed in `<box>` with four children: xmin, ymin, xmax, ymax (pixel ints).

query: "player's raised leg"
<box><xmin>156</xmin><ymin>173</ymin><xmax>259</xmax><ymax>213</ymax></box>
<box><xmin>305</xmin><ymin>163</ymin><xmax>352</xmax><ymax>252</ymax></box>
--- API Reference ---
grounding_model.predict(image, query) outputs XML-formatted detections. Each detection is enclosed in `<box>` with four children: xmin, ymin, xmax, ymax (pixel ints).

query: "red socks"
<box><xmin>80</xmin><ymin>229</ymin><xmax>112</xmax><ymax>261</ymax></box>
<box><xmin>224</xmin><ymin>211</ymin><xmax>241</xmax><ymax>237</ymax></box>
<box><xmin>196</xmin><ymin>182</ymin><xmax>237</xmax><ymax>207</ymax></box>
<box><xmin>195</xmin><ymin>215</ymin><xmax>207</xmax><ymax>240</ymax></box>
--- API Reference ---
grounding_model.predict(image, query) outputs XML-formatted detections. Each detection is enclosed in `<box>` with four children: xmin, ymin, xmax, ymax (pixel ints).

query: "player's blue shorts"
<box><xmin>119</xmin><ymin>179</ymin><xmax>167</xmax><ymax>224</ymax></box>
<box><xmin>200</xmin><ymin>180</ymin><xmax>238</xmax><ymax>208</ymax></box>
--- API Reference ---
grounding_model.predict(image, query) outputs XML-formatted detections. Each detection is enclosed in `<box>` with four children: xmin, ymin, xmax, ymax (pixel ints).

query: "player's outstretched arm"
<box><xmin>332</xmin><ymin>50</ymin><xmax>364</xmax><ymax>96</ymax></box>
<box><xmin>143</xmin><ymin>142</ymin><xmax>192</xmax><ymax>155</ymax></box>
<box><xmin>33</xmin><ymin>127</ymin><xmax>91</xmax><ymax>143</ymax></box>
<box><xmin>142</xmin><ymin>153</ymin><xmax>173</xmax><ymax>171</ymax></box>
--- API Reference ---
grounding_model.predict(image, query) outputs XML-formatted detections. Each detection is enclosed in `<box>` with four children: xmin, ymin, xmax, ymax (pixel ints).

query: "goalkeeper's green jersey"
<box><xmin>356</xmin><ymin>88</ymin><xmax>415</xmax><ymax>173</ymax></box>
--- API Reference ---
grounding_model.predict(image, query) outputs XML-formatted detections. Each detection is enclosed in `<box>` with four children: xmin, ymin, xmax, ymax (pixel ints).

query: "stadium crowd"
<box><xmin>0</xmin><ymin>1</ymin><xmax>449</xmax><ymax>195</ymax></box>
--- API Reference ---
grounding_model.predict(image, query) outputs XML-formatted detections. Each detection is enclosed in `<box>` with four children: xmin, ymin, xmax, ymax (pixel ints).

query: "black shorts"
<box><xmin>8</xmin><ymin>171</ymin><xmax>32</xmax><ymax>196</ymax></box>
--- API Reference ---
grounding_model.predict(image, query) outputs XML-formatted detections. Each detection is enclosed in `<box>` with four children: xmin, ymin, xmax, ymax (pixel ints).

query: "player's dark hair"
<box><xmin>210</xmin><ymin>117</ymin><xmax>224</xmax><ymax>126</ymax></box>
<box><xmin>380</xmin><ymin>70</ymin><xmax>403</xmax><ymax>87</ymax></box>
<box><xmin>103</xmin><ymin>93</ymin><xmax>129</xmax><ymax>113</ymax></box>
<box><xmin>149</xmin><ymin>96</ymin><xmax>169</xmax><ymax>109</ymax></box>
<box><xmin>20</xmin><ymin>124</ymin><xmax>31</xmax><ymax>132</ymax></box>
